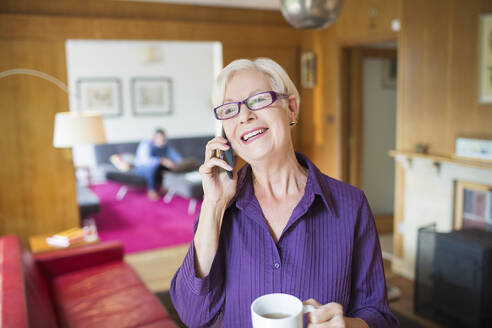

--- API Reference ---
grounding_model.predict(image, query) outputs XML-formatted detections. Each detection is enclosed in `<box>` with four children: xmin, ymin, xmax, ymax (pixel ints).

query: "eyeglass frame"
<box><xmin>213</xmin><ymin>91</ymin><xmax>289</xmax><ymax>120</ymax></box>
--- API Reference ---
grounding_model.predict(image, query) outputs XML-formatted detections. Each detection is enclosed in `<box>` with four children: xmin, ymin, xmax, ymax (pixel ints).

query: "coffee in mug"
<box><xmin>261</xmin><ymin>313</ymin><xmax>290</xmax><ymax>319</ymax></box>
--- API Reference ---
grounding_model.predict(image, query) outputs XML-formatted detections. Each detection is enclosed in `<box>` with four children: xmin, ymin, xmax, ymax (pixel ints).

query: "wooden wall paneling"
<box><xmin>398</xmin><ymin>0</ymin><xmax>492</xmax><ymax>154</ymax></box>
<box><xmin>348</xmin><ymin>48</ymin><xmax>363</xmax><ymax>188</ymax></box>
<box><xmin>393</xmin><ymin>163</ymin><xmax>404</xmax><ymax>259</ymax></box>
<box><xmin>450</xmin><ymin>0</ymin><xmax>492</xmax><ymax>140</ymax></box>
<box><xmin>222</xmin><ymin>46</ymin><xmax>299</xmax><ymax>87</ymax></box>
<box><xmin>449</xmin><ymin>0</ymin><xmax>479</xmax><ymax>138</ymax></box>
<box><xmin>0</xmin><ymin>15</ymin><xmax>301</xmax><ymax>48</ymax></box>
<box><xmin>340</xmin><ymin>47</ymin><xmax>351</xmax><ymax>182</ymax></box>
<box><xmin>306</xmin><ymin>31</ymin><xmax>325</xmax><ymax>149</ymax></box>
<box><xmin>420</xmin><ymin>1</ymin><xmax>451</xmax><ymax>154</ymax></box>
<box><xmin>298</xmin><ymin>30</ymin><xmax>316</xmax><ymax>152</ymax></box>
<box><xmin>0</xmin><ymin>40</ymin><xmax>78</xmax><ymax>244</ymax></box>
<box><xmin>299</xmin><ymin>30</ymin><xmax>321</xmax><ymax>159</ymax></box>
<box><xmin>317</xmin><ymin>26</ymin><xmax>340</xmax><ymax>177</ymax></box>
<box><xmin>482</xmin><ymin>0</ymin><xmax>492</xmax><ymax>12</ymax></box>
<box><xmin>0</xmin><ymin>44</ymin><xmax>25</xmax><ymax>237</ymax></box>
<box><xmin>0</xmin><ymin>0</ymin><xmax>289</xmax><ymax>27</ymax></box>
<box><xmin>336</xmin><ymin>0</ymin><xmax>401</xmax><ymax>44</ymax></box>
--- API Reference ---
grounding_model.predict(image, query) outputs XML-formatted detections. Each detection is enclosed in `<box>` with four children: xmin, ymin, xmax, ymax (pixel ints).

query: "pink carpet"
<box><xmin>89</xmin><ymin>182</ymin><xmax>200</xmax><ymax>254</ymax></box>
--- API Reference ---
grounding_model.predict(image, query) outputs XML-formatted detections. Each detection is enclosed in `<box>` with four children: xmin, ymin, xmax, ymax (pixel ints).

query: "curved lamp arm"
<box><xmin>0</xmin><ymin>68</ymin><xmax>106</xmax><ymax>147</ymax></box>
<box><xmin>0</xmin><ymin>68</ymin><xmax>69</xmax><ymax>94</ymax></box>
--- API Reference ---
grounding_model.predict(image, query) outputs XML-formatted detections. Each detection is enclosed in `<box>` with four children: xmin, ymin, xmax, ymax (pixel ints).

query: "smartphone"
<box><xmin>218</xmin><ymin>128</ymin><xmax>235</xmax><ymax>179</ymax></box>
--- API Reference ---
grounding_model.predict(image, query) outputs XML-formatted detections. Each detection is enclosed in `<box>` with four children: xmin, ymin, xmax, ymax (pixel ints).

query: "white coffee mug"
<box><xmin>251</xmin><ymin>293</ymin><xmax>315</xmax><ymax>328</ymax></box>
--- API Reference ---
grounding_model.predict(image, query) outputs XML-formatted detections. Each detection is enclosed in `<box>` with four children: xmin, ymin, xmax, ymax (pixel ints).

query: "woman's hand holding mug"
<box><xmin>303</xmin><ymin>299</ymin><xmax>369</xmax><ymax>328</ymax></box>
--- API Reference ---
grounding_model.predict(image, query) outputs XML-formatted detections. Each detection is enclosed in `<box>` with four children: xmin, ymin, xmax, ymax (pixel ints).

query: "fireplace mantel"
<box><xmin>390</xmin><ymin>149</ymin><xmax>492</xmax><ymax>279</ymax></box>
<box><xmin>389</xmin><ymin>150</ymin><xmax>492</xmax><ymax>171</ymax></box>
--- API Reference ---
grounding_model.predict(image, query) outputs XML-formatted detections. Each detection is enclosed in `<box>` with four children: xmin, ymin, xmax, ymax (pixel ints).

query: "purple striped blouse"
<box><xmin>170</xmin><ymin>153</ymin><xmax>398</xmax><ymax>327</ymax></box>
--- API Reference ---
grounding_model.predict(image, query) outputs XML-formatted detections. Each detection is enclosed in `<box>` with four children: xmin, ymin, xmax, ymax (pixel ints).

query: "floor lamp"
<box><xmin>0</xmin><ymin>68</ymin><xmax>106</xmax><ymax>160</ymax></box>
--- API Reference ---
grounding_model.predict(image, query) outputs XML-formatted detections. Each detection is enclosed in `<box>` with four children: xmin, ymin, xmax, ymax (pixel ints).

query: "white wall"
<box><xmin>362</xmin><ymin>58</ymin><xmax>397</xmax><ymax>215</ymax></box>
<box><xmin>65</xmin><ymin>40</ymin><xmax>222</xmax><ymax>168</ymax></box>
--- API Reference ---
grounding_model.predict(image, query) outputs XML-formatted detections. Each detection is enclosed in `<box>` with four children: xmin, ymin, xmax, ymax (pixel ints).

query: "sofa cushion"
<box><xmin>94</xmin><ymin>143</ymin><xmax>140</xmax><ymax>166</ymax></box>
<box><xmin>1</xmin><ymin>235</ymin><xmax>29</xmax><ymax>328</ymax></box>
<box><xmin>22</xmin><ymin>248</ymin><xmax>60</xmax><ymax>328</ymax></box>
<box><xmin>163</xmin><ymin>171</ymin><xmax>203</xmax><ymax>199</ymax></box>
<box><xmin>52</xmin><ymin>261</ymin><xmax>175</xmax><ymax>328</ymax></box>
<box><xmin>0</xmin><ymin>235</ymin><xmax>58</xmax><ymax>328</ymax></box>
<box><xmin>106</xmin><ymin>170</ymin><xmax>147</xmax><ymax>187</ymax></box>
<box><xmin>109</xmin><ymin>153</ymin><xmax>136</xmax><ymax>172</ymax></box>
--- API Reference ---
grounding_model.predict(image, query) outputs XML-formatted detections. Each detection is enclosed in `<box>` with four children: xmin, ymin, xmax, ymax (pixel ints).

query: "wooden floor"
<box><xmin>125</xmin><ymin>244</ymin><xmax>189</xmax><ymax>292</ymax></box>
<box><xmin>125</xmin><ymin>242</ymin><xmax>444</xmax><ymax>328</ymax></box>
<box><xmin>375</xmin><ymin>213</ymin><xmax>394</xmax><ymax>235</ymax></box>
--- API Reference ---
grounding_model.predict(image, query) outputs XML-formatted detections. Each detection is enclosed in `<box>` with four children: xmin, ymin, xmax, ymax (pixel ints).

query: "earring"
<box><xmin>289</xmin><ymin>121</ymin><xmax>296</xmax><ymax>126</ymax></box>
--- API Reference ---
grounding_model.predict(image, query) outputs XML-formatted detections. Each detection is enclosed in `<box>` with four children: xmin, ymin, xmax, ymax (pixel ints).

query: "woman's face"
<box><xmin>221</xmin><ymin>69</ymin><xmax>297</xmax><ymax>164</ymax></box>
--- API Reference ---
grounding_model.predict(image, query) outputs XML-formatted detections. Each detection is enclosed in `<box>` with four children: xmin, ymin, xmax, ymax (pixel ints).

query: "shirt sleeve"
<box><xmin>169</xmin><ymin>214</ymin><xmax>226</xmax><ymax>327</ymax></box>
<box><xmin>134</xmin><ymin>140</ymin><xmax>160</xmax><ymax>167</ymax></box>
<box><xmin>165</xmin><ymin>144</ymin><xmax>183</xmax><ymax>163</ymax></box>
<box><xmin>347</xmin><ymin>191</ymin><xmax>399</xmax><ymax>328</ymax></box>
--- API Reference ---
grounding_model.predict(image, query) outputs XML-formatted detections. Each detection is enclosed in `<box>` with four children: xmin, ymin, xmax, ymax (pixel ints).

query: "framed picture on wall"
<box><xmin>454</xmin><ymin>181</ymin><xmax>492</xmax><ymax>231</ymax></box>
<box><xmin>300</xmin><ymin>52</ymin><xmax>316</xmax><ymax>88</ymax></box>
<box><xmin>76</xmin><ymin>78</ymin><xmax>122</xmax><ymax>117</ymax></box>
<box><xmin>479</xmin><ymin>13</ymin><xmax>492</xmax><ymax>104</ymax></box>
<box><xmin>131</xmin><ymin>77</ymin><xmax>172</xmax><ymax>116</ymax></box>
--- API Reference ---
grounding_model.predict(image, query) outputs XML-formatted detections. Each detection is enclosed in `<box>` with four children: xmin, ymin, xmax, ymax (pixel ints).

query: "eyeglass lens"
<box><xmin>216</xmin><ymin>92</ymin><xmax>275</xmax><ymax>120</ymax></box>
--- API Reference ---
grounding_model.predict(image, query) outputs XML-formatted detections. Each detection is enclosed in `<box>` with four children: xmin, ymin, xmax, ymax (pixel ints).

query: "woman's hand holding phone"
<box><xmin>199</xmin><ymin>136</ymin><xmax>237</xmax><ymax>205</ymax></box>
<box><xmin>195</xmin><ymin>136</ymin><xmax>237</xmax><ymax>277</ymax></box>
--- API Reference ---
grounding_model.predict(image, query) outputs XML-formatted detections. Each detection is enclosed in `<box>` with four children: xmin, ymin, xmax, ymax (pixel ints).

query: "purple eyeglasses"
<box><xmin>214</xmin><ymin>91</ymin><xmax>288</xmax><ymax>120</ymax></box>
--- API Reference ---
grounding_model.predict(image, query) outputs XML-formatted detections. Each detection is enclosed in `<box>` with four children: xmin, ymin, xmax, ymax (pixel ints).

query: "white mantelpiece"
<box><xmin>390</xmin><ymin>151</ymin><xmax>492</xmax><ymax>279</ymax></box>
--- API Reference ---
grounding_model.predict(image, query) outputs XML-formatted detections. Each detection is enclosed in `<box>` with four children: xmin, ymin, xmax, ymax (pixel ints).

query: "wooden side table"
<box><xmin>29</xmin><ymin>233</ymin><xmax>99</xmax><ymax>254</ymax></box>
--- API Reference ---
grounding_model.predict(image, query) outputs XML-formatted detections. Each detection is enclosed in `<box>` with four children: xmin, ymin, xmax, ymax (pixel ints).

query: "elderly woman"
<box><xmin>170</xmin><ymin>58</ymin><xmax>398</xmax><ymax>328</ymax></box>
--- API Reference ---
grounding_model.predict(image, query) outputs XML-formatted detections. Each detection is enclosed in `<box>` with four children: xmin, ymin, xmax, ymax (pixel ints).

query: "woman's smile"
<box><xmin>240</xmin><ymin>127</ymin><xmax>269</xmax><ymax>144</ymax></box>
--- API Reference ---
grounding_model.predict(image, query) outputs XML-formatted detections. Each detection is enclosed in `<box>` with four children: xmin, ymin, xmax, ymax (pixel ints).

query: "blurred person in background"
<box><xmin>134</xmin><ymin>128</ymin><xmax>182</xmax><ymax>200</ymax></box>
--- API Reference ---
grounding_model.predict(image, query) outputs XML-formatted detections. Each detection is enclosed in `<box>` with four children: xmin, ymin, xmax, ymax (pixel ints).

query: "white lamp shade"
<box><xmin>53</xmin><ymin>112</ymin><xmax>106</xmax><ymax>148</ymax></box>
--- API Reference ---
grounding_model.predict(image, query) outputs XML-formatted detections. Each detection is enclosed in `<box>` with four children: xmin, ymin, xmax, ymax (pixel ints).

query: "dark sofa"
<box><xmin>94</xmin><ymin>136</ymin><xmax>211</xmax><ymax>169</ymax></box>
<box><xmin>93</xmin><ymin>136</ymin><xmax>211</xmax><ymax>204</ymax></box>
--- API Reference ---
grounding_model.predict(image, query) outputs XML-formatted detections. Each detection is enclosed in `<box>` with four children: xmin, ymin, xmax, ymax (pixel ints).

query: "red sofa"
<box><xmin>0</xmin><ymin>235</ymin><xmax>178</xmax><ymax>328</ymax></box>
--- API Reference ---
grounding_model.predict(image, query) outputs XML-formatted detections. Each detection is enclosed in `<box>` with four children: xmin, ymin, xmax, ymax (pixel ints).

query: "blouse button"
<box><xmin>273</xmin><ymin>262</ymin><xmax>280</xmax><ymax>269</ymax></box>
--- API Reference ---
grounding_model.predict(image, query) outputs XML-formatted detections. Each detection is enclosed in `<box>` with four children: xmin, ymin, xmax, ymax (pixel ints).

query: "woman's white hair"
<box><xmin>212</xmin><ymin>58</ymin><xmax>301</xmax><ymax>122</ymax></box>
